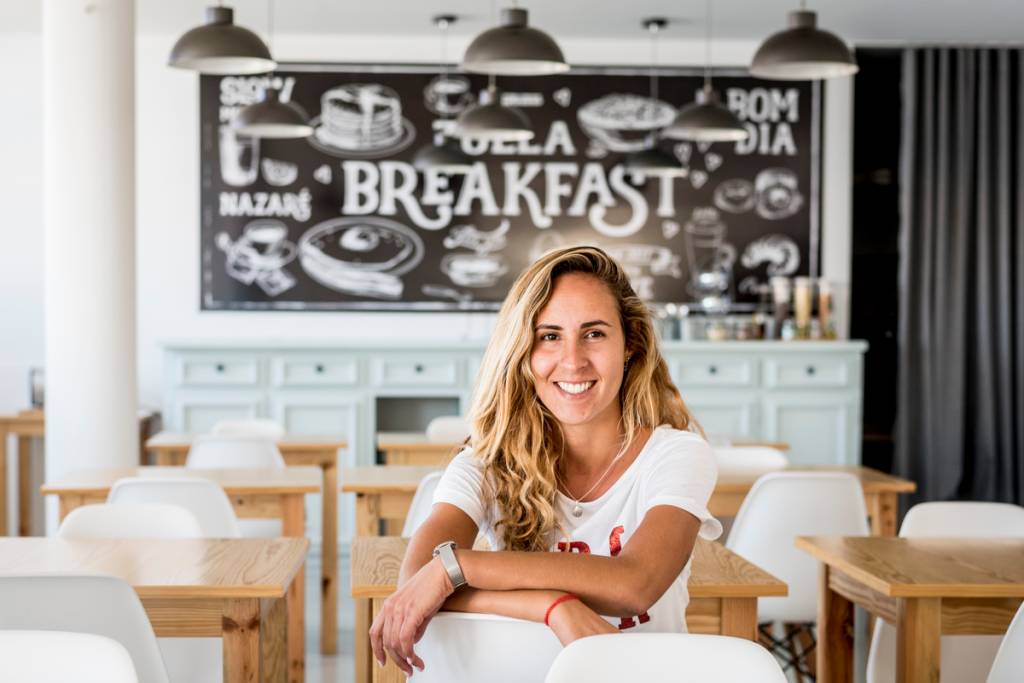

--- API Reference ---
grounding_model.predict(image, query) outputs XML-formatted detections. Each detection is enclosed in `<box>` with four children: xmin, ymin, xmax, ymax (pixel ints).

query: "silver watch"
<box><xmin>432</xmin><ymin>541</ymin><xmax>467</xmax><ymax>589</ymax></box>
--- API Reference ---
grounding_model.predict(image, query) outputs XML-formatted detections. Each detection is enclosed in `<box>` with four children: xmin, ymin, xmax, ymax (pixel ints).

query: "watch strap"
<box><xmin>433</xmin><ymin>541</ymin><xmax>467</xmax><ymax>589</ymax></box>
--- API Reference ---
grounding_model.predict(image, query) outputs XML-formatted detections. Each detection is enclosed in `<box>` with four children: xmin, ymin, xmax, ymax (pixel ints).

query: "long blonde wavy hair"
<box><xmin>468</xmin><ymin>246</ymin><xmax>699</xmax><ymax>551</ymax></box>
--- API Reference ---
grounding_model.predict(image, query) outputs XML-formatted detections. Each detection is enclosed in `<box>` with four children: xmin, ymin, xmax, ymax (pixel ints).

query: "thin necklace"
<box><xmin>558</xmin><ymin>445</ymin><xmax>626</xmax><ymax>519</ymax></box>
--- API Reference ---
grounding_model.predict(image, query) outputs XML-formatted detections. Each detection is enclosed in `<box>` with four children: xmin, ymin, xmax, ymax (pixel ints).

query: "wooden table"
<box><xmin>351</xmin><ymin>536</ymin><xmax>787</xmax><ymax>683</ymax></box>
<box><xmin>713</xmin><ymin>466</ymin><xmax>915</xmax><ymax>536</ymax></box>
<box><xmin>0</xmin><ymin>409</ymin><xmax>160</xmax><ymax>537</ymax></box>
<box><xmin>796</xmin><ymin>536</ymin><xmax>1024</xmax><ymax>683</ymax></box>
<box><xmin>146</xmin><ymin>431</ymin><xmax>346</xmax><ymax>654</ymax></box>
<box><xmin>0</xmin><ymin>537</ymin><xmax>308</xmax><ymax>683</ymax></box>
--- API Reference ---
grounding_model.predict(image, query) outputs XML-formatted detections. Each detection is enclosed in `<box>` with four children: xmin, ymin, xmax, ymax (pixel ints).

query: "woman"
<box><xmin>370</xmin><ymin>246</ymin><xmax>721</xmax><ymax>675</ymax></box>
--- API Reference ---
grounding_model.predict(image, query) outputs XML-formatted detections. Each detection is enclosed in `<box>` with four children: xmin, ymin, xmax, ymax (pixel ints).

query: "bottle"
<box><xmin>793</xmin><ymin>277</ymin><xmax>813</xmax><ymax>339</ymax></box>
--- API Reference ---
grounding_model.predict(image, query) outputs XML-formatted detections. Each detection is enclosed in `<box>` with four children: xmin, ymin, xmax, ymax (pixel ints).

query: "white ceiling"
<box><xmin>5</xmin><ymin>0</ymin><xmax>1024</xmax><ymax>43</ymax></box>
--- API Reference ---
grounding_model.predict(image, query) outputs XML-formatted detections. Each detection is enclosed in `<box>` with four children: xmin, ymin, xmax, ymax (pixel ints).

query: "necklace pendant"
<box><xmin>571</xmin><ymin>504</ymin><xmax>583</xmax><ymax>518</ymax></box>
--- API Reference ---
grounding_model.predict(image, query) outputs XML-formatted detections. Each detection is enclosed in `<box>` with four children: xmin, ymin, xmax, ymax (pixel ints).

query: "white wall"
<box><xmin>4</xmin><ymin>30</ymin><xmax>854</xmax><ymax>417</ymax></box>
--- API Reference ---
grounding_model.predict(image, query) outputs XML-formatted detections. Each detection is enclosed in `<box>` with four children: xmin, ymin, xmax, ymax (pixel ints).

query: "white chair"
<box><xmin>545</xmin><ymin>633</ymin><xmax>788</xmax><ymax>682</ymax></box>
<box><xmin>58</xmin><ymin>503</ymin><xmax>204</xmax><ymax>539</ymax></box>
<box><xmin>209</xmin><ymin>418</ymin><xmax>285</xmax><ymax>440</ymax></box>
<box><xmin>713</xmin><ymin>446</ymin><xmax>789</xmax><ymax>478</ymax></box>
<box><xmin>0</xmin><ymin>630</ymin><xmax>140</xmax><ymax>683</ymax></box>
<box><xmin>867</xmin><ymin>502</ymin><xmax>1024</xmax><ymax>683</ymax></box>
<box><xmin>185</xmin><ymin>435</ymin><xmax>285</xmax><ymax>469</ymax></box>
<box><xmin>988</xmin><ymin>599</ymin><xmax>1024</xmax><ymax>683</ymax></box>
<box><xmin>402</xmin><ymin>471</ymin><xmax>444</xmax><ymax>538</ymax></box>
<box><xmin>107</xmin><ymin>477</ymin><xmax>241</xmax><ymax>538</ymax></box>
<box><xmin>727</xmin><ymin>472</ymin><xmax>870</xmax><ymax>679</ymax></box>
<box><xmin>0</xmin><ymin>575</ymin><xmax>169</xmax><ymax>683</ymax></box>
<box><xmin>425</xmin><ymin>415</ymin><xmax>471</xmax><ymax>443</ymax></box>
<box><xmin>414</xmin><ymin>613</ymin><xmax>562</xmax><ymax>683</ymax></box>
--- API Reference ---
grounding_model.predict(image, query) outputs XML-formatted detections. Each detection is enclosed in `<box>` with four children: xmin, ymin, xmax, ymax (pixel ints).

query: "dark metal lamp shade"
<box><xmin>662</xmin><ymin>86</ymin><xmax>749</xmax><ymax>142</ymax></box>
<box><xmin>462</xmin><ymin>8</ymin><xmax>569</xmax><ymax>76</ymax></box>
<box><xmin>233</xmin><ymin>88</ymin><xmax>313</xmax><ymax>138</ymax></box>
<box><xmin>624</xmin><ymin>147</ymin><xmax>688</xmax><ymax>179</ymax></box>
<box><xmin>413</xmin><ymin>136</ymin><xmax>475</xmax><ymax>174</ymax></box>
<box><xmin>169</xmin><ymin>6</ymin><xmax>276</xmax><ymax>75</ymax></box>
<box><xmin>750</xmin><ymin>10</ymin><xmax>858</xmax><ymax>80</ymax></box>
<box><xmin>454</xmin><ymin>86</ymin><xmax>534</xmax><ymax>142</ymax></box>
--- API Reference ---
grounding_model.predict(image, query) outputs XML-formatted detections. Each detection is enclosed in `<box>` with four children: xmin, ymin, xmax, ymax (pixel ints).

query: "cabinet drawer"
<box><xmin>270</xmin><ymin>356</ymin><xmax>359</xmax><ymax>387</ymax></box>
<box><xmin>672</xmin><ymin>358</ymin><xmax>756</xmax><ymax>388</ymax></box>
<box><xmin>372</xmin><ymin>358</ymin><xmax>460</xmax><ymax>386</ymax></box>
<box><xmin>175</xmin><ymin>356</ymin><xmax>260</xmax><ymax>387</ymax></box>
<box><xmin>763</xmin><ymin>356</ymin><xmax>852</xmax><ymax>388</ymax></box>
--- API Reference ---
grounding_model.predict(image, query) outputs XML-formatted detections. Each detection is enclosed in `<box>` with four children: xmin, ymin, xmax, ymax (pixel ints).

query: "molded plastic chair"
<box><xmin>988</xmin><ymin>599</ymin><xmax>1024</xmax><ymax>683</ymax></box>
<box><xmin>185</xmin><ymin>435</ymin><xmax>286</xmax><ymax>469</ymax></box>
<box><xmin>425</xmin><ymin>416</ymin><xmax>471</xmax><ymax>443</ymax></box>
<box><xmin>58</xmin><ymin>503</ymin><xmax>204</xmax><ymax>539</ymax></box>
<box><xmin>0</xmin><ymin>630</ymin><xmax>140</xmax><ymax>683</ymax></box>
<box><xmin>401</xmin><ymin>471</ymin><xmax>444</xmax><ymax>537</ymax></box>
<box><xmin>545</xmin><ymin>633</ymin><xmax>788</xmax><ymax>682</ymax></box>
<box><xmin>414</xmin><ymin>613</ymin><xmax>562</xmax><ymax>683</ymax></box>
<box><xmin>713</xmin><ymin>446</ymin><xmax>789</xmax><ymax>478</ymax></box>
<box><xmin>727</xmin><ymin>472</ymin><xmax>870</xmax><ymax>623</ymax></box>
<box><xmin>867</xmin><ymin>502</ymin><xmax>1024</xmax><ymax>683</ymax></box>
<box><xmin>209</xmin><ymin>418</ymin><xmax>285</xmax><ymax>440</ymax></box>
<box><xmin>107</xmin><ymin>477</ymin><xmax>241</xmax><ymax>538</ymax></box>
<box><xmin>0</xmin><ymin>575</ymin><xmax>169</xmax><ymax>683</ymax></box>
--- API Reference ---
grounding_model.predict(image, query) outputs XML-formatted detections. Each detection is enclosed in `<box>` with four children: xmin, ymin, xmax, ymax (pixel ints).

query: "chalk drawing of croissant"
<box><xmin>740</xmin><ymin>235</ymin><xmax>801</xmax><ymax>276</ymax></box>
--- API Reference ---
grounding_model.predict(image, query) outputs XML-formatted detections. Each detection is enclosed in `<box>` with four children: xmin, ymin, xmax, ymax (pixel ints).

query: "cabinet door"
<box><xmin>762</xmin><ymin>393</ymin><xmax>859</xmax><ymax>466</ymax></box>
<box><xmin>683</xmin><ymin>392</ymin><xmax>759</xmax><ymax>440</ymax></box>
<box><xmin>168</xmin><ymin>392</ymin><xmax>265</xmax><ymax>432</ymax></box>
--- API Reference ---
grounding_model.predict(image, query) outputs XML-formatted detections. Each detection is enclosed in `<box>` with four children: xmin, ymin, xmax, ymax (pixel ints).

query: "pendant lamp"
<box><xmin>462</xmin><ymin>7</ymin><xmax>568</xmax><ymax>76</ymax></box>
<box><xmin>750</xmin><ymin>6</ymin><xmax>858</xmax><ymax>80</ymax></box>
<box><xmin>454</xmin><ymin>77</ymin><xmax>533</xmax><ymax>142</ymax></box>
<box><xmin>624</xmin><ymin>19</ymin><xmax>687</xmax><ymax>179</ymax></box>
<box><xmin>412</xmin><ymin>15</ymin><xmax>474</xmax><ymax>174</ymax></box>
<box><xmin>232</xmin><ymin>0</ymin><xmax>312</xmax><ymax>139</ymax></box>
<box><xmin>169</xmin><ymin>6</ymin><xmax>275</xmax><ymax>75</ymax></box>
<box><xmin>663</xmin><ymin>0</ymin><xmax>748</xmax><ymax>143</ymax></box>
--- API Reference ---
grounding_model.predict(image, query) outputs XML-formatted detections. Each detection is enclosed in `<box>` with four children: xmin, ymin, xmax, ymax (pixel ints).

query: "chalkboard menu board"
<box><xmin>200</xmin><ymin>64</ymin><xmax>821</xmax><ymax>311</ymax></box>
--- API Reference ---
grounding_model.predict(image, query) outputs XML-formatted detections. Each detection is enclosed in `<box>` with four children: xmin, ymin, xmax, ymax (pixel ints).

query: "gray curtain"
<box><xmin>897</xmin><ymin>48</ymin><xmax>1024</xmax><ymax>505</ymax></box>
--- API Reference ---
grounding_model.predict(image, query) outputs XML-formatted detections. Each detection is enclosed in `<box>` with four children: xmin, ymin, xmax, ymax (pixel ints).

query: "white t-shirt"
<box><xmin>433</xmin><ymin>424</ymin><xmax>722</xmax><ymax>633</ymax></box>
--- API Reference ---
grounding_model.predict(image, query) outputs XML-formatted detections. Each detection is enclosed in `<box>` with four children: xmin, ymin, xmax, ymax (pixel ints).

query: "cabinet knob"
<box><xmin>315</xmin><ymin>364</ymin><xmax>325</xmax><ymax>374</ymax></box>
<box><xmin>806</xmin><ymin>365</ymin><xmax>816</xmax><ymax>376</ymax></box>
<box><xmin>415</xmin><ymin>364</ymin><xmax>424</xmax><ymax>373</ymax></box>
<box><xmin>708</xmin><ymin>365</ymin><xmax>718</xmax><ymax>375</ymax></box>
<box><xmin>215</xmin><ymin>364</ymin><xmax>225</xmax><ymax>373</ymax></box>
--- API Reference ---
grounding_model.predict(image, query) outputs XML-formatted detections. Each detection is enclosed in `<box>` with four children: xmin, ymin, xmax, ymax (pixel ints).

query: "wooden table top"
<box><xmin>146</xmin><ymin>431</ymin><xmax>347</xmax><ymax>451</ymax></box>
<box><xmin>351</xmin><ymin>536</ymin><xmax>787</xmax><ymax>599</ymax></box>
<box><xmin>0</xmin><ymin>537</ymin><xmax>308</xmax><ymax>598</ymax></box>
<box><xmin>0</xmin><ymin>409</ymin><xmax>45</xmax><ymax>434</ymax></box>
<box><xmin>376</xmin><ymin>432</ymin><xmax>466</xmax><ymax>450</ymax></box>
<box><xmin>341</xmin><ymin>466</ymin><xmax>441</xmax><ymax>493</ymax></box>
<box><xmin>795</xmin><ymin>536</ymin><xmax>1024</xmax><ymax>598</ymax></box>
<box><xmin>41</xmin><ymin>466</ymin><xmax>323</xmax><ymax>496</ymax></box>
<box><xmin>717</xmin><ymin>466</ymin><xmax>916</xmax><ymax>494</ymax></box>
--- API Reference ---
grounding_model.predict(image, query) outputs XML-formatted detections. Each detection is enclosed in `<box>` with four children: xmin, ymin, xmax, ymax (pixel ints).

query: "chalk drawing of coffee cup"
<box><xmin>219</xmin><ymin>125</ymin><xmax>260</xmax><ymax>187</ymax></box>
<box><xmin>216</xmin><ymin>219</ymin><xmax>297</xmax><ymax>295</ymax></box>
<box><xmin>424</xmin><ymin>75</ymin><xmax>474</xmax><ymax>117</ymax></box>
<box><xmin>713</xmin><ymin>178</ymin><xmax>757</xmax><ymax>214</ymax></box>
<box><xmin>441</xmin><ymin>253</ymin><xmax>508</xmax><ymax>288</ymax></box>
<box><xmin>755</xmin><ymin>168</ymin><xmax>804</xmax><ymax>220</ymax></box>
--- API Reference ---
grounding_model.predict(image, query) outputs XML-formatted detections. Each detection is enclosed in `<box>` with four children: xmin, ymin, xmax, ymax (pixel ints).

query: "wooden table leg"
<box><xmin>0</xmin><ymin>427</ymin><xmax>8</xmax><ymax>536</ymax></box>
<box><xmin>817</xmin><ymin>565</ymin><xmax>854</xmax><ymax>682</ymax></box>
<box><xmin>355</xmin><ymin>494</ymin><xmax>382</xmax><ymax>537</ymax></box>
<box><xmin>223</xmin><ymin>597</ymin><xmax>289</xmax><ymax>683</ymax></box>
<box><xmin>719</xmin><ymin>597</ymin><xmax>758</xmax><ymax>640</ymax></box>
<box><xmin>17</xmin><ymin>435</ymin><xmax>32</xmax><ymax>536</ymax></box>
<box><xmin>896</xmin><ymin>597</ymin><xmax>940</xmax><ymax>683</ymax></box>
<box><xmin>320</xmin><ymin>454</ymin><xmax>338</xmax><ymax>655</ymax></box>
<box><xmin>868</xmin><ymin>492</ymin><xmax>898</xmax><ymax>537</ymax></box>
<box><xmin>356</xmin><ymin>598</ymin><xmax>372</xmax><ymax>683</ymax></box>
<box><xmin>371</xmin><ymin>597</ymin><xmax>404</xmax><ymax>683</ymax></box>
<box><xmin>281</xmin><ymin>494</ymin><xmax>306</xmax><ymax>683</ymax></box>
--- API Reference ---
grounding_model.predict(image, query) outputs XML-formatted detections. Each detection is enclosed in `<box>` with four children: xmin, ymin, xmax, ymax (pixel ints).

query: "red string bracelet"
<box><xmin>544</xmin><ymin>594</ymin><xmax>580</xmax><ymax>626</ymax></box>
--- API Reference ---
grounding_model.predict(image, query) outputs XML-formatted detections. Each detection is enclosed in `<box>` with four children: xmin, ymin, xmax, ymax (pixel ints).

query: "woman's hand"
<box><xmin>369</xmin><ymin>556</ymin><xmax>455</xmax><ymax>675</ymax></box>
<box><xmin>546</xmin><ymin>597</ymin><xmax>619</xmax><ymax>646</ymax></box>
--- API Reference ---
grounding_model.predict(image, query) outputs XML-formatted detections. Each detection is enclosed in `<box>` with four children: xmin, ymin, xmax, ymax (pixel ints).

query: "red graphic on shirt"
<box><xmin>556</xmin><ymin>540</ymin><xmax>591</xmax><ymax>554</ymax></box>
<box><xmin>608</xmin><ymin>525</ymin><xmax>651</xmax><ymax>630</ymax></box>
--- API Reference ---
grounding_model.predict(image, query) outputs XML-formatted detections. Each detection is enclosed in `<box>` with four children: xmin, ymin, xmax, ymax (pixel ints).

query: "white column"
<box><xmin>822</xmin><ymin>75</ymin><xmax>854</xmax><ymax>340</ymax></box>
<box><xmin>43</xmin><ymin>0</ymin><xmax>137</xmax><ymax>533</ymax></box>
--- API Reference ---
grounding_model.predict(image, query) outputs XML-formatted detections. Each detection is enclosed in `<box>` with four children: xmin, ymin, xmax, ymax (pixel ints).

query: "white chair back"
<box><xmin>0</xmin><ymin>575</ymin><xmax>169</xmax><ymax>683</ymax></box>
<box><xmin>988</xmin><ymin>599</ymin><xmax>1024</xmax><ymax>683</ymax></box>
<box><xmin>58</xmin><ymin>504</ymin><xmax>204</xmax><ymax>539</ymax></box>
<box><xmin>107</xmin><ymin>477</ymin><xmax>241</xmax><ymax>538</ymax></box>
<box><xmin>425</xmin><ymin>416</ymin><xmax>471</xmax><ymax>443</ymax></box>
<box><xmin>209</xmin><ymin>418</ymin><xmax>285</xmax><ymax>440</ymax></box>
<box><xmin>414</xmin><ymin>613</ymin><xmax>561</xmax><ymax>683</ymax></box>
<box><xmin>401</xmin><ymin>471</ymin><xmax>444</xmax><ymax>538</ymax></box>
<box><xmin>867</xmin><ymin>502</ymin><xmax>1024</xmax><ymax>683</ymax></box>
<box><xmin>0</xmin><ymin>630</ymin><xmax>140</xmax><ymax>683</ymax></box>
<box><xmin>185</xmin><ymin>435</ymin><xmax>285</xmax><ymax>469</ymax></box>
<box><xmin>713</xmin><ymin>446</ymin><xmax>789</xmax><ymax>478</ymax></box>
<box><xmin>545</xmin><ymin>633</ymin><xmax>787</xmax><ymax>682</ymax></box>
<box><xmin>726</xmin><ymin>472</ymin><xmax>870</xmax><ymax>623</ymax></box>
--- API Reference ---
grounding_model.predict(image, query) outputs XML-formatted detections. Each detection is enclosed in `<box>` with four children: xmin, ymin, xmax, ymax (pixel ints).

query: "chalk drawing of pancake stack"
<box><xmin>309</xmin><ymin>83</ymin><xmax>416</xmax><ymax>158</ymax></box>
